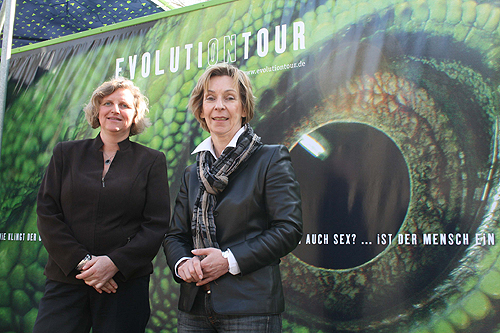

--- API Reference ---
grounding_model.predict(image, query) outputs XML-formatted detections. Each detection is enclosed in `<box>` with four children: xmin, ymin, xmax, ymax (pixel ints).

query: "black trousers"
<box><xmin>33</xmin><ymin>275</ymin><xmax>151</xmax><ymax>333</ymax></box>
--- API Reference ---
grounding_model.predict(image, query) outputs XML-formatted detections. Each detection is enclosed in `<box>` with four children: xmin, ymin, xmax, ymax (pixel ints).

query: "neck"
<box><xmin>211</xmin><ymin>135</ymin><xmax>232</xmax><ymax>158</ymax></box>
<box><xmin>100</xmin><ymin>131</ymin><xmax>126</xmax><ymax>153</ymax></box>
<box><xmin>210</xmin><ymin>126</ymin><xmax>245</xmax><ymax>157</ymax></box>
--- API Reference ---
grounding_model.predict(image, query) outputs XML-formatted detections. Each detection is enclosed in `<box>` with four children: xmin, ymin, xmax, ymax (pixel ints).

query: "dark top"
<box><xmin>164</xmin><ymin>145</ymin><xmax>302</xmax><ymax>315</ymax></box>
<box><xmin>37</xmin><ymin>135</ymin><xmax>170</xmax><ymax>284</ymax></box>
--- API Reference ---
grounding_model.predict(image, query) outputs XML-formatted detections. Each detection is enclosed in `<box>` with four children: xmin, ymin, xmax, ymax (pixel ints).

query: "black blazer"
<box><xmin>164</xmin><ymin>144</ymin><xmax>302</xmax><ymax>315</ymax></box>
<box><xmin>37</xmin><ymin>135</ymin><xmax>170</xmax><ymax>284</ymax></box>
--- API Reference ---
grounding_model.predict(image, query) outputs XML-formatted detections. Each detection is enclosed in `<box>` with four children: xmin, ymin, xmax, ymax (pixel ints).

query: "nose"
<box><xmin>215</xmin><ymin>98</ymin><xmax>225</xmax><ymax>110</ymax></box>
<box><xmin>111</xmin><ymin>103</ymin><xmax>120</xmax><ymax>113</ymax></box>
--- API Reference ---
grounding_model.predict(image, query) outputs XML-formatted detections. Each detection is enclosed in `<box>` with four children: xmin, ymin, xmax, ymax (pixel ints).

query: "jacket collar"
<box><xmin>92</xmin><ymin>133</ymin><xmax>132</xmax><ymax>151</ymax></box>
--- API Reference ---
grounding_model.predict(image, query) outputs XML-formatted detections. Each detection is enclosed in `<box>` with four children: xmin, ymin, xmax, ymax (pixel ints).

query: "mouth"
<box><xmin>108</xmin><ymin>117</ymin><xmax>122</xmax><ymax>121</ymax></box>
<box><xmin>212</xmin><ymin>117</ymin><xmax>228</xmax><ymax>121</ymax></box>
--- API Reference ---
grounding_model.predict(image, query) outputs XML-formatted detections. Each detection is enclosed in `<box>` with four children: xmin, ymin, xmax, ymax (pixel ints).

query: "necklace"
<box><xmin>103</xmin><ymin>151</ymin><xmax>116</xmax><ymax>165</ymax></box>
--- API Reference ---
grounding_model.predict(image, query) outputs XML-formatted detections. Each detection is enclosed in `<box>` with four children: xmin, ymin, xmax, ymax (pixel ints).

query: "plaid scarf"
<box><xmin>192</xmin><ymin>124</ymin><xmax>262</xmax><ymax>250</ymax></box>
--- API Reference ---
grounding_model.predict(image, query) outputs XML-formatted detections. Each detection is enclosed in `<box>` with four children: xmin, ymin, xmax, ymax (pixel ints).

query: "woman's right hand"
<box><xmin>96</xmin><ymin>278</ymin><xmax>118</xmax><ymax>294</ymax></box>
<box><xmin>177</xmin><ymin>256</ymin><xmax>203</xmax><ymax>283</ymax></box>
<box><xmin>75</xmin><ymin>255</ymin><xmax>119</xmax><ymax>292</ymax></box>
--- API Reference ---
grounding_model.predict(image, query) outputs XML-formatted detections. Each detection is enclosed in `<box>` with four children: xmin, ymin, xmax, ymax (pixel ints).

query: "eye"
<box><xmin>255</xmin><ymin>36</ymin><xmax>497</xmax><ymax>330</ymax></box>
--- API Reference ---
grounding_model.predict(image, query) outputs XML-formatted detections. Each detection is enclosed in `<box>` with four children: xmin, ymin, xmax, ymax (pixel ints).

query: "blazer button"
<box><xmin>213</xmin><ymin>211</ymin><xmax>219</xmax><ymax>217</ymax></box>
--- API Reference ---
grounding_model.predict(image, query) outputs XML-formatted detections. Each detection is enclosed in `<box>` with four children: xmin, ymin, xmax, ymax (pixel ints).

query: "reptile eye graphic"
<box><xmin>258</xmin><ymin>21</ymin><xmax>499</xmax><ymax>330</ymax></box>
<box><xmin>290</xmin><ymin>122</ymin><xmax>411</xmax><ymax>270</ymax></box>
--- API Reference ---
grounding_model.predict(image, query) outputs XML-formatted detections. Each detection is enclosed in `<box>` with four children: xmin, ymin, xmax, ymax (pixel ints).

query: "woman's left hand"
<box><xmin>76</xmin><ymin>255</ymin><xmax>119</xmax><ymax>292</ymax></box>
<box><xmin>191</xmin><ymin>248</ymin><xmax>229</xmax><ymax>286</ymax></box>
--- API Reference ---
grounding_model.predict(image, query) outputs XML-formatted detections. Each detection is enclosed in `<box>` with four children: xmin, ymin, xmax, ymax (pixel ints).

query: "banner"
<box><xmin>1</xmin><ymin>0</ymin><xmax>500</xmax><ymax>331</ymax></box>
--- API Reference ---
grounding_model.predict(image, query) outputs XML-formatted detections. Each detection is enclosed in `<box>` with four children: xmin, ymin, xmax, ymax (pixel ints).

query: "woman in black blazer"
<box><xmin>34</xmin><ymin>78</ymin><xmax>170</xmax><ymax>333</ymax></box>
<box><xmin>164</xmin><ymin>63</ymin><xmax>303</xmax><ymax>332</ymax></box>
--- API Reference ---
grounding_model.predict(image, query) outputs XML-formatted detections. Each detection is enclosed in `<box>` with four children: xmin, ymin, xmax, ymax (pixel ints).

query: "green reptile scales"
<box><xmin>1</xmin><ymin>0</ymin><xmax>500</xmax><ymax>332</ymax></box>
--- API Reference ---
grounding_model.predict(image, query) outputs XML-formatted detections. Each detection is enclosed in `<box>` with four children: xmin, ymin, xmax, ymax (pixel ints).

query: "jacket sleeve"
<box><xmin>107</xmin><ymin>151</ymin><xmax>171</xmax><ymax>279</ymax></box>
<box><xmin>230</xmin><ymin>145</ymin><xmax>303</xmax><ymax>275</ymax></box>
<box><xmin>36</xmin><ymin>143</ymin><xmax>89</xmax><ymax>276</ymax></box>
<box><xmin>163</xmin><ymin>166</ymin><xmax>195</xmax><ymax>283</ymax></box>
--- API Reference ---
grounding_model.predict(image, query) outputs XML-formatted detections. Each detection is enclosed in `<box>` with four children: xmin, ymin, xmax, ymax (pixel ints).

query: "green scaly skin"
<box><xmin>1</xmin><ymin>0</ymin><xmax>500</xmax><ymax>332</ymax></box>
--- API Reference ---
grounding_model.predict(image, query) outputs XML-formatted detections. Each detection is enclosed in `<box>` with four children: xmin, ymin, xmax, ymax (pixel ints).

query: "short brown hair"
<box><xmin>84</xmin><ymin>78</ymin><xmax>150</xmax><ymax>136</ymax></box>
<box><xmin>189</xmin><ymin>63</ymin><xmax>255</xmax><ymax>132</ymax></box>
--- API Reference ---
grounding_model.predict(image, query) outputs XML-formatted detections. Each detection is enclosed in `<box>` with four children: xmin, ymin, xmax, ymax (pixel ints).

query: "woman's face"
<box><xmin>98</xmin><ymin>88</ymin><xmax>136</xmax><ymax>136</ymax></box>
<box><xmin>201</xmin><ymin>75</ymin><xmax>247</xmax><ymax>140</ymax></box>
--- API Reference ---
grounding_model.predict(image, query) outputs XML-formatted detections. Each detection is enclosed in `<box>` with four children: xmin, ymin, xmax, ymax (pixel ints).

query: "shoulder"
<box><xmin>178</xmin><ymin>162</ymin><xmax>198</xmax><ymax>187</ymax></box>
<box><xmin>185</xmin><ymin>162</ymin><xmax>196</xmax><ymax>172</ymax></box>
<box><xmin>57</xmin><ymin>138</ymin><xmax>92</xmax><ymax>148</ymax></box>
<box><xmin>254</xmin><ymin>144</ymin><xmax>291</xmax><ymax>161</ymax></box>
<box><xmin>259</xmin><ymin>144</ymin><xmax>287</xmax><ymax>153</ymax></box>
<box><xmin>129</xmin><ymin>141</ymin><xmax>166</xmax><ymax>160</ymax></box>
<box><xmin>184</xmin><ymin>162</ymin><xmax>197</xmax><ymax>177</ymax></box>
<box><xmin>259</xmin><ymin>144</ymin><xmax>279</xmax><ymax>151</ymax></box>
<box><xmin>54</xmin><ymin>138</ymin><xmax>93</xmax><ymax>155</ymax></box>
<box><xmin>130</xmin><ymin>141</ymin><xmax>162</xmax><ymax>154</ymax></box>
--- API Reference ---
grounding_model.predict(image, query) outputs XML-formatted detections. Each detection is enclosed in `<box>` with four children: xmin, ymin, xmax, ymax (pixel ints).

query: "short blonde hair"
<box><xmin>189</xmin><ymin>63</ymin><xmax>255</xmax><ymax>132</ymax></box>
<box><xmin>84</xmin><ymin>78</ymin><xmax>150</xmax><ymax>136</ymax></box>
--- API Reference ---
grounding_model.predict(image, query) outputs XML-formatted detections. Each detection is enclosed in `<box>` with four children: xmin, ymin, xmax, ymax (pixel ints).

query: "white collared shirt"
<box><xmin>191</xmin><ymin>125</ymin><xmax>246</xmax><ymax>158</ymax></box>
<box><xmin>175</xmin><ymin>127</ymin><xmax>245</xmax><ymax>277</ymax></box>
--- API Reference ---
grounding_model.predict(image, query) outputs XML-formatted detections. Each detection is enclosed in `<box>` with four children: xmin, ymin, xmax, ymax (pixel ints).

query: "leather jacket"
<box><xmin>164</xmin><ymin>144</ymin><xmax>303</xmax><ymax>314</ymax></box>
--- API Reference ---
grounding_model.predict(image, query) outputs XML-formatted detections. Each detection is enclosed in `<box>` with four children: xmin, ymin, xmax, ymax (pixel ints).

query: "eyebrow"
<box><xmin>206</xmin><ymin>88</ymin><xmax>237</xmax><ymax>93</ymax></box>
<box><xmin>102</xmin><ymin>95</ymin><xmax>131</xmax><ymax>101</ymax></box>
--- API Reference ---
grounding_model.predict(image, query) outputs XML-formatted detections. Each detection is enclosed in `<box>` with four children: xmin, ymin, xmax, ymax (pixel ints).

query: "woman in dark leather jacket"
<box><xmin>163</xmin><ymin>63</ymin><xmax>303</xmax><ymax>332</ymax></box>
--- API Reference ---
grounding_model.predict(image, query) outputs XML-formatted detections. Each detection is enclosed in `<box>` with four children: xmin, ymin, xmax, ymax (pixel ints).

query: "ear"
<box><xmin>132</xmin><ymin>106</ymin><xmax>139</xmax><ymax>122</ymax></box>
<box><xmin>95</xmin><ymin>111</ymin><xmax>101</xmax><ymax>128</ymax></box>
